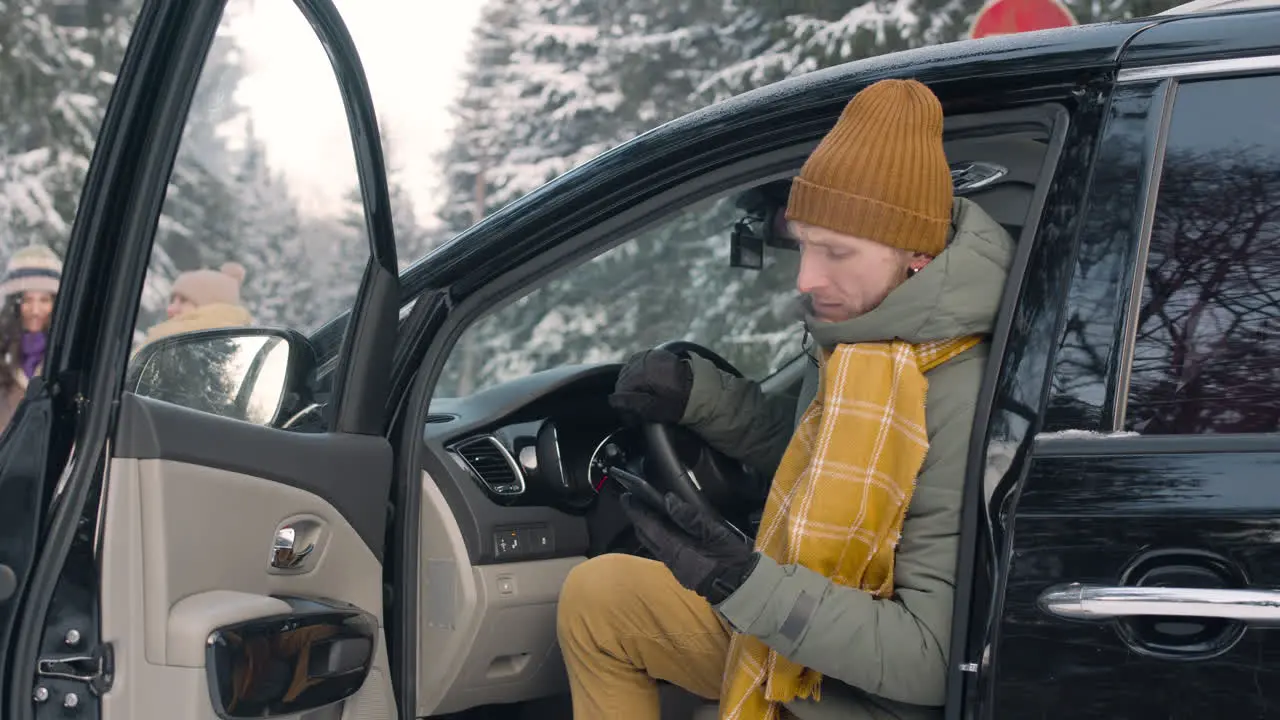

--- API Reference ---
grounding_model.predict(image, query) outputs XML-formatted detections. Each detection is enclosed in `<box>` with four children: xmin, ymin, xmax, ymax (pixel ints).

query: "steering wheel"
<box><xmin>641</xmin><ymin>340</ymin><xmax>756</xmax><ymax>524</ymax></box>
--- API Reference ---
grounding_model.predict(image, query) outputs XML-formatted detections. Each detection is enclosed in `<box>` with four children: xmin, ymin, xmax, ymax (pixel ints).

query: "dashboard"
<box><xmin>420</xmin><ymin>363</ymin><xmax>646</xmax><ymax>565</ymax></box>
<box><xmin>442</xmin><ymin>409</ymin><xmax>644</xmax><ymax>511</ymax></box>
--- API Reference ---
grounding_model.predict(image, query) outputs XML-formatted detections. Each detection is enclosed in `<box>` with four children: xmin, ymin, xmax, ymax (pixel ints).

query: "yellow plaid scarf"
<box><xmin>719</xmin><ymin>334</ymin><xmax>984</xmax><ymax>720</ymax></box>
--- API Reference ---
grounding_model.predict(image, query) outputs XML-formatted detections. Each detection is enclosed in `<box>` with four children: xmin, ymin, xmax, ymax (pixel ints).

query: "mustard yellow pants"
<box><xmin>557</xmin><ymin>553</ymin><xmax>731</xmax><ymax>719</ymax></box>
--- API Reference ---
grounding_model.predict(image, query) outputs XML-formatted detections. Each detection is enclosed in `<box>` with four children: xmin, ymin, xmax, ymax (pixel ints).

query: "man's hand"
<box><xmin>609</xmin><ymin>349</ymin><xmax>693</xmax><ymax>425</ymax></box>
<box><xmin>621</xmin><ymin>491</ymin><xmax>758</xmax><ymax>604</ymax></box>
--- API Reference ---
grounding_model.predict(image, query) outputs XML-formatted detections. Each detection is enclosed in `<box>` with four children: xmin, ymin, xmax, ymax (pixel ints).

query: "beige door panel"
<box><xmin>167</xmin><ymin>591</ymin><xmax>293</xmax><ymax>667</ymax></box>
<box><xmin>416</xmin><ymin>470</ymin><xmax>583</xmax><ymax>716</ymax></box>
<box><xmin>101</xmin><ymin>457</ymin><xmax>394</xmax><ymax>720</ymax></box>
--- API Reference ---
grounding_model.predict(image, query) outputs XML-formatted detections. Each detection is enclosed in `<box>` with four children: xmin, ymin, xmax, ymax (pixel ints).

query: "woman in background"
<box><xmin>0</xmin><ymin>245</ymin><xmax>62</xmax><ymax>432</ymax></box>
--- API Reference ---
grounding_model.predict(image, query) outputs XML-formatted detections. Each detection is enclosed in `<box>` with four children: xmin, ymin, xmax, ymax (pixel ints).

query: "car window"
<box><xmin>1123</xmin><ymin>73</ymin><xmax>1280</xmax><ymax>434</ymax></box>
<box><xmin>1040</xmin><ymin>83</ymin><xmax>1157</xmax><ymax>434</ymax></box>
<box><xmin>128</xmin><ymin>0</ymin><xmax>367</xmax><ymax>422</ymax></box>
<box><xmin>436</xmin><ymin>191</ymin><xmax>805</xmax><ymax>397</ymax></box>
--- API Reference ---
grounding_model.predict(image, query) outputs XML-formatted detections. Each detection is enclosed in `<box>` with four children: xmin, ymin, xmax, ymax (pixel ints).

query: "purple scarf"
<box><xmin>20</xmin><ymin>332</ymin><xmax>46</xmax><ymax>379</ymax></box>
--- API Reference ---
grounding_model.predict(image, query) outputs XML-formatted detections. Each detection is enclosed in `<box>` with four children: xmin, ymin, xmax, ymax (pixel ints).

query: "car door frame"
<box><xmin>942</xmin><ymin>79</ymin><xmax>1098</xmax><ymax>720</ymax></box>
<box><xmin>971</xmin><ymin>71</ymin><xmax>1156</xmax><ymax>720</ymax></box>
<box><xmin>0</xmin><ymin>1</ymin><xmax>401</xmax><ymax>717</ymax></box>
<box><xmin>980</xmin><ymin>10</ymin><xmax>1280</xmax><ymax>718</ymax></box>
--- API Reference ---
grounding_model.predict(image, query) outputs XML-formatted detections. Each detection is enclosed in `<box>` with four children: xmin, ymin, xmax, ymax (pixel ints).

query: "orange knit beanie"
<box><xmin>786</xmin><ymin>79</ymin><xmax>953</xmax><ymax>256</ymax></box>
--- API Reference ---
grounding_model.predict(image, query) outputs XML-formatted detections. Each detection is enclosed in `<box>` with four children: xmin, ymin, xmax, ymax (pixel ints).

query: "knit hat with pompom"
<box><xmin>1</xmin><ymin>245</ymin><xmax>62</xmax><ymax>300</ymax></box>
<box><xmin>170</xmin><ymin>262</ymin><xmax>246</xmax><ymax>307</ymax></box>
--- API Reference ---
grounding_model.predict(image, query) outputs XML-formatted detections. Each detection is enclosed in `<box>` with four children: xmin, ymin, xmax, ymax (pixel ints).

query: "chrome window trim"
<box><xmin>1117</xmin><ymin>54</ymin><xmax>1280</xmax><ymax>84</ymax></box>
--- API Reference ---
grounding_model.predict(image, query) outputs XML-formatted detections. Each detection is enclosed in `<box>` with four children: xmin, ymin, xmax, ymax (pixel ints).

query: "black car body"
<box><xmin>2</xmin><ymin>1</ymin><xmax>1280</xmax><ymax>718</ymax></box>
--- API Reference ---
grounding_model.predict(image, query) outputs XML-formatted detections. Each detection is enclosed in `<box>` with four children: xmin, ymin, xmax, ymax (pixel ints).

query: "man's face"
<box><xmin>789</xmin><ymin>221</ymin><xmax>928</xmax><ymax>323</ymax></box>
<box><xmin>19</xmin><ymin>291</ymin><xmax>54</xmax><ymax>333</ymax></box>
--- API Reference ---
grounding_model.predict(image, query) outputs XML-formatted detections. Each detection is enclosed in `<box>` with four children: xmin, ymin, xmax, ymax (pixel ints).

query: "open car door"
<box><xmin>0</xmin><ymin>2</ymin><xmax>401</xmax><ymax>719</ymax></box>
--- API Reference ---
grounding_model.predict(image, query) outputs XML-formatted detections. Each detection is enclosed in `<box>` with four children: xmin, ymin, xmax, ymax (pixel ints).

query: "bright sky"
<box><xmin>231</xmin><ymin>0</ymin><xmax>482</xmax><ymax>223</ymax></box>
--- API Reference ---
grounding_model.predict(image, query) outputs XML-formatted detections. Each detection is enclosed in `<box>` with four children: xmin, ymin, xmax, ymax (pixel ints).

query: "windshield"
<box><xmin>433</xmin><ymin>193</ymin><xmax>804</xmax><ymax>398</ymax></box>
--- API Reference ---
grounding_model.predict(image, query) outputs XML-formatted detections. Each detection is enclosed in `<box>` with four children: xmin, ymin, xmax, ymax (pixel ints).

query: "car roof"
<box><xmin>1160</xmin><ymin>0</ymin><xmax>1280</xmax><ymax>14</ymax></box>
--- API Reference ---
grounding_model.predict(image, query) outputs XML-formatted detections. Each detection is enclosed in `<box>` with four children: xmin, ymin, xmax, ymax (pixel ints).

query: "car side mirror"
<box><xmin>126</xmin><ymin>327</ymin><xmax>317</xmax><ymax>427</ymax></box>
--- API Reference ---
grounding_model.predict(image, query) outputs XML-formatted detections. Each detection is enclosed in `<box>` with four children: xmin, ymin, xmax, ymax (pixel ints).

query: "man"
<box><xmin>556</xmin><ymin>78</ymin><xmax>1015</xmax><ymax>720</ymax></box>
<box><xmin>139</xmin><ymin>262</ymin><xmax>252</xmax><ymax>348</ymax></box>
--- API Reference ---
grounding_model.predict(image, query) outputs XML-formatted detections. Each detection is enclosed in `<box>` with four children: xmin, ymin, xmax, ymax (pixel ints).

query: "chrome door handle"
<box><xmin>270</xmin><ymin>522</ymin><xmax>318</xmax><ymax>570</ymax></box>
<box><xmin>1039</xmin><ymin>582</ymin><xmax>1280</xmax><ymax>623</ymax></box>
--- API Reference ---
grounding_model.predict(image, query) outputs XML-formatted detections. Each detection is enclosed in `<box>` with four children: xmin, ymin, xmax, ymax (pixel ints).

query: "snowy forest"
<box><xmin>432</xmin><ymin>0</ymin><xmax>1182</xmax><ymax>395</ymax></box>
<box><xmin>2</xmin><ymin>0</ymin><xmax>1180</xmax><ymax>388</ymax></box>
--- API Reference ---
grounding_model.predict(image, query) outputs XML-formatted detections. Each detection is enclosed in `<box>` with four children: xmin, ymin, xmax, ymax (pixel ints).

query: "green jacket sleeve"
<box><xmin>713</xmin><ymin>407</ymin><xmax>970</xmax><ymax>707</ymax></box>
<box><xmin>678</xmin><ymin>354</ymin><xmax>796</xmax><ymax>477</ymax></box>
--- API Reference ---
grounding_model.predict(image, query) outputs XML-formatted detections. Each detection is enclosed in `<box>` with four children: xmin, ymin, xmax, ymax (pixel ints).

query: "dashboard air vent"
<box><xmin>450</xmin><ymin>436</ymin><xmax>524</xmax><ymax>496</ymax></box>
<box><xmin>425</xmin><ymin>413</ymin><xmax>457</xmax><ymax>424</ymax></box>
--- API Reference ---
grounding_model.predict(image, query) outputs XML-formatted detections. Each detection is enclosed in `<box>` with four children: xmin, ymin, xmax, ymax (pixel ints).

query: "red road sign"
<box><xmin>969</xmin><ymin>0</ymin><xmax>1078</xmax><ymax>38</ymax></box>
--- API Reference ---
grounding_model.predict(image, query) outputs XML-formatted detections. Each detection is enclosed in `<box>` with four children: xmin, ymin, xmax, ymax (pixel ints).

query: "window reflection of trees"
<box><xmin>1126</xmin><ymin>147</ymin><xmax>1280</xmax><ymax>434</ymax></box>
<box><xmin>136</xmin><ymin>338</ymin><xmax>244</xmax><ymax>419</ymax></box>
<box><xmin>1045</xmin><ymin>136</ymin><xmax>1143</xmax><ymax>431</ymax></box>
<box><xmin>1041</xmin><ymin>79</ymin><xmax>1172</xmax><ymax>435</ymax></box>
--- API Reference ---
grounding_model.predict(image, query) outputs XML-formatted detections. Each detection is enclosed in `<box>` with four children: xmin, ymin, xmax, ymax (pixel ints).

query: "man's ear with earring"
<box><xmin>906</xmin><ymin>252</ymin><xmax>933</xmax><ymax>278</ymax></box>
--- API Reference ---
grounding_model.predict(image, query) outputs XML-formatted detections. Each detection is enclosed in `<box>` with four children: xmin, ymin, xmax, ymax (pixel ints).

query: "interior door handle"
<box><xmin>1039</xmin><ymin>582</ymin><xmax>1280</xmax><ymax>623</ymax></box>
<box><xmin>270</xmin><ymin>521</ymin><xmax>320</xmax><ymax>570</ymax></box>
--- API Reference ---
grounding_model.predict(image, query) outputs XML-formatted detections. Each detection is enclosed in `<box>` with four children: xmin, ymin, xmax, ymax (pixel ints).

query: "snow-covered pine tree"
<box><xmin>0</xmin><ymin>0</ymin><xmax>135</xmax><ymax>256</ymax></box>
<box><xmin>435</xmin><ymin>1</ymin><xmax>606</xmax><ymax>393</ymax></box>
<box><xmin>381</xmin><ymin>126</ymin><xmax>432</xmax><ymax>271</ymax></box>
<box><xmin>597</xmin><ymin>1</ymin><xmax>755</xmax><ymax>131</ymax></box>
<box><xmin>145</xmin><ymin>29</ymin><xmax>251</xmax><ymax>330</ymax></box>
<box><xmin>702</xmin><ymin>0</ymin><xmax>1185</xmax><ymax>87</ymax></box>
<box><xmin>437</xmin><ymin>0</ymin><xmax>622</xmax><ymax>238</ymax></box>
<box><xmin>437</xmin><ymin>0</ymin><xmax>1187</xmax><ymax>392</ymax></box>
<box><xmin>312</xmin><ymin>121</ymin><xmax>429</xmax><ymax>323</ymax></box>
<box><xmin>301</xmin><ymin>185</ymin><xmax>366</xmax><ymax>325</ymax></box>
<box><xmin>501</xmin><ymin>1</ymin><xmax>618</xmax><ymax>200</ymax></box>
<box><xmin>693</xmin><ymin>1</ymin><xmax>916</xmax><ymax>102</ymax></box>
<box><xmin>435</xmin><ymin>1</ymin><xmax>530</xmax><ymax>239</ymax></box>
<box><xmin>228</xmin><ymin>121</ymin><xmax>314</xmax><ymax>330</ymax></box>
<box><xmin>435</xmin><ymin>0</ymin><xmax>816</xmax><ymax>392</ymax></box>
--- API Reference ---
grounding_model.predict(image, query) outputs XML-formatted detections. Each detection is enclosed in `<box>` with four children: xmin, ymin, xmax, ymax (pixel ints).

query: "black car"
<box><xmin>3</xmin><ymin>0</ymin><xmax>1280</xmax><ymax>718</ymax></box>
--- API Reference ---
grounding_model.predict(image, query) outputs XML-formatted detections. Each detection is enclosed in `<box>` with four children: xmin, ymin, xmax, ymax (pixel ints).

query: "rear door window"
<box><xmin>1122</xmin><ymin>74</ymin><xmax>1280</xmax><ymax>434</ymax></box>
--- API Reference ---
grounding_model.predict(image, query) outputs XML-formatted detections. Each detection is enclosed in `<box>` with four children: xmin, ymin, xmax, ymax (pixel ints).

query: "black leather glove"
<box><xmin>621</xmin><ymin>491</ymin><xmax>758</xmax><ymax>604</ymax></box>
<box><xmin>609</xmin><ymin>349</ymin><xmax>694</xmax><ymax>425</ymax></box>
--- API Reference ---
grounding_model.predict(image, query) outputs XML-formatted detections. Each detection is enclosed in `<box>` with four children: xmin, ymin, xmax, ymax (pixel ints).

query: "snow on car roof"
<box><xmin>1160</xmin><ymin>0</ymin><xmax>1280</xmax><ymax>15</ymax></box>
